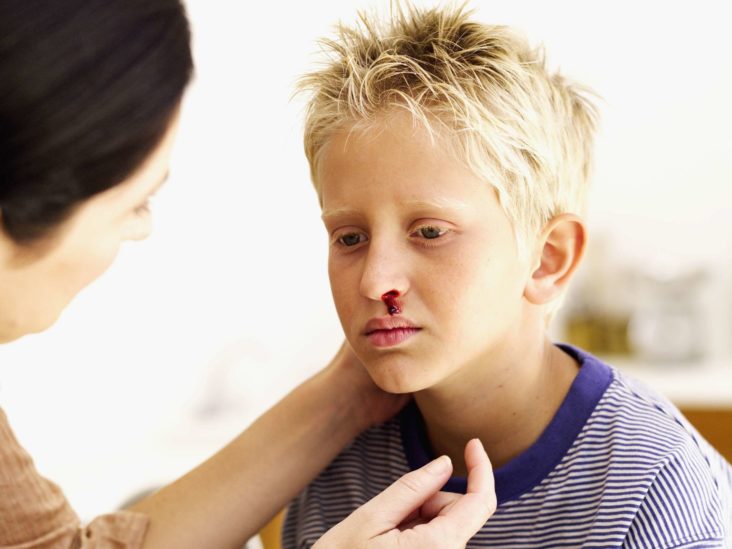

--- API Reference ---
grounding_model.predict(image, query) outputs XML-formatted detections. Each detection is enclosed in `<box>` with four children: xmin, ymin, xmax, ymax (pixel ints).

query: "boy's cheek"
<box><xmin>330</xmin><ymin>282</ymin><xmax>361</xmax><ymax>335</ymax></box>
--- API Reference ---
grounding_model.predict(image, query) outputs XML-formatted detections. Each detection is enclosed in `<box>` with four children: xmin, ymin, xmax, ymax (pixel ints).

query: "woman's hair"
<box><xmin>0</xmin><ymin>0</ymin><xmax>194</xmax><ymax>243</ymax></box>
<box><xmin>299</xmin><ymin>3</ymin><xmax>599</xmax><ymax>250</ymax></box>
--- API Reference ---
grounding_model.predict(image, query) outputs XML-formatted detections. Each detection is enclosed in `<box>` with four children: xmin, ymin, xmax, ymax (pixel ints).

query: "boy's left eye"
<box><xmin>412</xmin><ymin>225</ymin><xmax>449</xmax><ymax>239</ymax></box>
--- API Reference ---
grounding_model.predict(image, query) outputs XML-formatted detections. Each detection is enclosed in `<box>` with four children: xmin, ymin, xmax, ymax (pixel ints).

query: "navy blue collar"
<box><xmin>399</xmin><ymin>344</ymin><xmax>613</xmax><ymax>504</ymax></box>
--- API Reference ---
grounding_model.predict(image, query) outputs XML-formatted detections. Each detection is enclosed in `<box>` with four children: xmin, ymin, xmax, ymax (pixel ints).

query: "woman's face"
<box><xmin>320</xmin><ymin>113</ymin><xmax>533</xmax><ymax>394</ymax></box>
<box><xmin>0</xmin><ymin>118</ymin><xmax>179</xmax><ymax>343</ymax></box>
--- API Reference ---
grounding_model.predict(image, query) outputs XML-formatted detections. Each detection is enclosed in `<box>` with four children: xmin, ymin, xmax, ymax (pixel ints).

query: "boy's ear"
<box><xmin>524</xmin><ymin>214</ymin><xmax>587</xmax><ymax>305</ymax></box>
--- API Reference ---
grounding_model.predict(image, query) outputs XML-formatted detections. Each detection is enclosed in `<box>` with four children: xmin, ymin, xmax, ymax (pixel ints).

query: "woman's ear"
<box><xmin>524</xmin><ymin>214</ymin><xmax>587</xmax><ymax>305</ymax></box>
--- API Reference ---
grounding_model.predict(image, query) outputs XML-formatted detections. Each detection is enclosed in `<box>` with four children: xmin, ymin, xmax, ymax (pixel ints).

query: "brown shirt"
<box><xmin>0</xmin><ymin>408</ymin><xmax>149</xmax><ymax>548</ymax></box>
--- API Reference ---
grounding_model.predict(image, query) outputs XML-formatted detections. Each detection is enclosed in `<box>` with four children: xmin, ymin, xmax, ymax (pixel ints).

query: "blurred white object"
<box><xmin>627</xmin><ymin>266</ymin><xmax>708</xmax><ymax>363</ymax></box>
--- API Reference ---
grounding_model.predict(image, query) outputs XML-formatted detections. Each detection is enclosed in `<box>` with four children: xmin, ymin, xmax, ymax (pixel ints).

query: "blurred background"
<box><xmin>0</xmin><ymin>0</ymin><xmax>730</xmax><ymax>527</ymax></box>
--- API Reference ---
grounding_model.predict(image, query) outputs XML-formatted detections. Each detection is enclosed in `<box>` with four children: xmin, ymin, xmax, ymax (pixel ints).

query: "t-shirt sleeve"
<box><xmin>0</xmin><ymin>408</ymin><xmax>149</xmax><ymax>548</ymax></box>
<box><xmin>621</xmin><ymin>450</ymin><xmax>727</xmax><ymax>548</ymax></box>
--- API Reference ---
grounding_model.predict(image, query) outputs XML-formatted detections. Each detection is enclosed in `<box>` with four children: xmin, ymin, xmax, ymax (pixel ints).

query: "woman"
<box><xmin>0</xmin><ymin>1</ymin><xmax>496</xmax><ymax>547</ymax></box>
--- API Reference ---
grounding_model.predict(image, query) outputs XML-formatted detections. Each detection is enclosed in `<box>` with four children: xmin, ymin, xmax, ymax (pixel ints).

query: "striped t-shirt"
<box><xmin>283</xmin><ymin>345</ymin><xmax>732</xmax><ymax>548</ymax></box>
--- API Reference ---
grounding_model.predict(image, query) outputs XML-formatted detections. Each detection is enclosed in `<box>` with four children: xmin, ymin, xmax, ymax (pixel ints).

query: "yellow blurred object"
<box><xmin>565</xmin><ymin>313</ymin><xmax>631</xmax><ymax>356</ymax></box>
<box><xmin>259</xmin><ymin>509</ymin><xmax>284</xmax><ymax>549</ymax></box>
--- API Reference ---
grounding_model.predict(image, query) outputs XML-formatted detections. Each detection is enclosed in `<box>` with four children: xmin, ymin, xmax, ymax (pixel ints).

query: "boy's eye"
<box><xmin>412</xmin><ymin>225</ymin><xmax>448</xmax><ymax>239</ymax></box>
<box><xmin>337</xmin><ymin>232</ymin><xmax>368</xmax><ymax>247</ymax></box>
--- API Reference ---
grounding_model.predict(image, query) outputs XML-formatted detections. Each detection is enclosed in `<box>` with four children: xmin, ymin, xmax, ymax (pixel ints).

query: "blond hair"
<box><xmin>299</xmin><ymin>3</ymin><xmax>599</xmax><ymax>251</ymax></box>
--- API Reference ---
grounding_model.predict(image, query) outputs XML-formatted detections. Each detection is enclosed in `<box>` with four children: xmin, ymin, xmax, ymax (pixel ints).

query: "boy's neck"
<box><xmin>413</xmin><ymin>336</ymin><xmax>579</xmax><ymax>475</ymax></box>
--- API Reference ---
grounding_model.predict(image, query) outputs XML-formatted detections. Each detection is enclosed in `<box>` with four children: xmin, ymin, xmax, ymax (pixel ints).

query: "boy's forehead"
<box><xmin>316</xmin><ymin>112</ymin><xmax>506</xmax><ymax>222</ymax></box>
<box><xmin>319</xmin><ymin>164</ymin><xmax>474</xmax><ymax>216</ymax></box>
<box><xmin>320</xmin><ymin>118</ymin><xmax>458</xmax><ymax>186</ymax></box>
<box><xmin>318</xmin><ymin>112</ymin><xmax>445</xmax><ymax>168</ymax></box>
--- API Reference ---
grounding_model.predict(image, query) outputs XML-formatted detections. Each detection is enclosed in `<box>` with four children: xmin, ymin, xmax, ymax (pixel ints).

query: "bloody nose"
<box><xmin>381</xmin><ymin>290</ymin><xmax>402</xmax><ymax>316</ymax></box>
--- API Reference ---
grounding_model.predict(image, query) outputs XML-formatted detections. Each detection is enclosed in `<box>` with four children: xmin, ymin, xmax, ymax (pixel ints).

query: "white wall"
<box><xmin>0</xmin><ymin>0</ymin><xmax>730</xmax><ymax>521</ymax></box>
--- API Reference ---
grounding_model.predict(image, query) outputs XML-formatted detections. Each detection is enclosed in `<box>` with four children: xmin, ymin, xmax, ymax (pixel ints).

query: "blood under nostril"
<box><xmin>381</xmin><ymin>290</ymin><xmax>402</xmax><ymax>316</ymax></box>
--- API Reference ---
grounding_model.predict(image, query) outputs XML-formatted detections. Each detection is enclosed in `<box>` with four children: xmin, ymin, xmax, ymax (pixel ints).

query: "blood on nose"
<box><xmin>381</xmin><ymin>290</ymin><xmax>402</xmax><ymax>316</ymax></box>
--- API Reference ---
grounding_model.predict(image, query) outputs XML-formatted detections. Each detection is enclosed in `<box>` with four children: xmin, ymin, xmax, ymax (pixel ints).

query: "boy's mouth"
<box><xmin>366</xmin><ymin>327</ymin><xmax>421</xmax><ymax>348</ymax></box>
<box><xmin>363</xmin><ymin>317</ymin><xmax>422</xmax><ymax>348</ymax></box>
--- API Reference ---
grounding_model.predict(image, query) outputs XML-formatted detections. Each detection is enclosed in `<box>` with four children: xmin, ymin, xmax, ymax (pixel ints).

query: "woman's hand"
<box><xmin>315</xmin><ymin>438</ymin><xmax>496</xmax><ymax>549</ymax></box>
<box><xmin>130</xmin><ymin>342</ymin><xmax>411</xmax><ymax>547</ymax></box>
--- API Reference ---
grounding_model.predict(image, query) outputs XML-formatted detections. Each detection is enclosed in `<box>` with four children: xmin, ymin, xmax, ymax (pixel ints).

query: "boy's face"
<box><xmin>319</xmin><ymin>113</ymin><xmax>533</xmax><ymax>394</ymax></box>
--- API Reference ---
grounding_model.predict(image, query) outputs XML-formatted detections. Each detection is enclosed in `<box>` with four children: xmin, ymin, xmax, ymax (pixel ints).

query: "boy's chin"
<box><xmin>365</xmin><ymin>362</ymin><xmax>437</xmax><ymax>395</ymax></box>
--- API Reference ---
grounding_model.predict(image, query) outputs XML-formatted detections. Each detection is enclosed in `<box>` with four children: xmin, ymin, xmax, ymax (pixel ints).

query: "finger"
<box><xmin>465</xmin><ymin>438</ymin><xmax>494</xmax><ymax>496</ymax></box>
<box><xmin>396</xmin><ymin>491</ymin><xmax>458</xmax><ymax>531</ymax></box>
<box><xmin>417</xmin><ymin>440</ymin><xmax>496</xmax><ymax>518</ymax></box>
<box><xmin>353</xmin><ymin>455</ymin><xmax>453</xmax><ymax>534</ymax></box>
<box><xmin>396</xmin><ymin>513</ymin><xmax>423</xmax><ymax>532</ymax></box>
<box><xmin>398</xmin><ymin>507</ymin><xmax>420</xmax><ymax>529</ymax></box>
<box><xmin>433</xmin><ymin>439</ymin><xmax>496</xmax><ymax>538</ymax></box>
<box><xmin>419</xmin><ymin>490</ymin><xmax>460</xmax><ymax>520</ymax></box>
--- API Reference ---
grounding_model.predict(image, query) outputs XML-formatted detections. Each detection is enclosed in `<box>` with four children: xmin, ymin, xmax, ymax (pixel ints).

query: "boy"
<box><xmin>284</xmin><ymin>4</ymin><xmax>732</xmax><ymax>547</ymax></box>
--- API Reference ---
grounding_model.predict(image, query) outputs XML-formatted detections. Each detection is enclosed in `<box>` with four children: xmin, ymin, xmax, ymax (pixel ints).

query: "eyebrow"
<box><xmin>321</xmin><ymin>198</ymin><xmax>470</xmax><ymax>221</ymax></box>
<box><xmin>321</xmin><ymin>207</ymin><xmax>359</xmax><ymax>222</ymax></box>
<box><xmin>402</xmin><ymin>199</ymin><xmax>470</xmax><ymax>212</ymax></box>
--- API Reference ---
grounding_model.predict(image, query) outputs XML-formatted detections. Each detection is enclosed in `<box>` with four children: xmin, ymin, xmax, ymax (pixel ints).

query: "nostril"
<box><xmin>381</xmin><ymin>290</ymin><xmax>402</xmax><ymax>315</ymax></box>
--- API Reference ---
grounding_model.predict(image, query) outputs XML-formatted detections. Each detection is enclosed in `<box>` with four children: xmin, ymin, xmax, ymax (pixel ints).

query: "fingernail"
<box><xmin>426</xmin><ymin>455</ymin><xmax>451</xmax><ymax>475</ymax></box>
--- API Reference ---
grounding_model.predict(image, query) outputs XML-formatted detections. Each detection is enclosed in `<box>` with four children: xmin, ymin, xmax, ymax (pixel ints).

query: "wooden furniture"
<box><xmin>259</xmin><ymin>510</ymin><xmax>284</xmax><ymax>549</ymax></box>
<box><xmin>681</xmin><ymin>408</ymin><xmax>732</xmax><ymax>462</ymax></box>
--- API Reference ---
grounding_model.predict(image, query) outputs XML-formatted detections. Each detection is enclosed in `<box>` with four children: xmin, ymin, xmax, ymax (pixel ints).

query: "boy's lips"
<box><xmin>363</xmin><ymin>317</ymin><xmax>422</xmax><ymax>348</ymax></box>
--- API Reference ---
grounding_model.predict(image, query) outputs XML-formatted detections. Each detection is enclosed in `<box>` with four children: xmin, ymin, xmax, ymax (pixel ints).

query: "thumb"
<box><xmin>431</xmin><ymin>438</ymin><xmax>496</xmax><ymax>539</ymax></box>
<box><xmin>354</xmin><ymin>455</ymin><xmax>453</xmax><ymax>534</ymax></box>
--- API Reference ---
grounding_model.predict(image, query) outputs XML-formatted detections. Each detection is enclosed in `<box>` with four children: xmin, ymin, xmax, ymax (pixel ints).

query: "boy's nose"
<box><xmin>358</xmin><ymin>242</ymin><xmax>410</xmax><ymax>305</ymax></box>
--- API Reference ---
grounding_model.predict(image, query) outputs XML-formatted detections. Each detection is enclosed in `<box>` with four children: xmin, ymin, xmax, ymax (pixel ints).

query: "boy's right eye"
<box><xmin>337</xmin><ymin>232</ymin><xmax>368</xmax><ymax>247</ymax></box>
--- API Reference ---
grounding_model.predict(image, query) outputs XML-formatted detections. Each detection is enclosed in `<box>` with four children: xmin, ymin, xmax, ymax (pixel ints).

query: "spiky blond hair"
<box><xmin>299</xmin><ymin>3</ymin><xmax>599</xmax><ymax>250</ymax></box>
